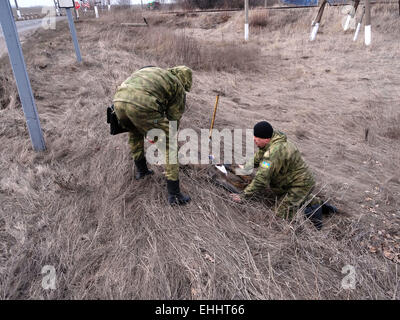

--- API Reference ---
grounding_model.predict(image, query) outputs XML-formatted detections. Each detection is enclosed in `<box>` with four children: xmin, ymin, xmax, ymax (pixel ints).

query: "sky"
<box><xmin>10</xmin><ymin>1</ymin><xmax>160</xmax><ymax>8</ymax></box>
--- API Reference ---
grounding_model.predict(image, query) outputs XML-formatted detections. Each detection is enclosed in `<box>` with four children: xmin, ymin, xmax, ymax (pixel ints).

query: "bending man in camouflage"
<box><xmin>231</xmin><ymin>121</ymin><xmax>336</xmax><ymax>229</ymax></box>
<box><xmin>112</xmin><ymin>66</ymin><xmax>192</xmax><ymax>205</ymax></box>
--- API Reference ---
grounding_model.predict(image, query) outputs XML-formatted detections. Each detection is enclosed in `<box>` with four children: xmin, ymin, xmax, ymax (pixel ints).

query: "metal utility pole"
<box><xmin>0</xmin><ymin>0</ymin><xmax>46</xmax><ymax>151</ymax></box>
<box><xmin>365</xmin><ymin>0</ymin><xmax>371</xmax><ymax>45</ymax></box>
<box><xmin>265</xmin><ymin>0</ymin><xmax>268</xmax><ymax>8</ymax></box>
<box><xmin>65</xmin><ymin>8</ymin><xmax>82</xmax><ymax>62</ymax></box>
<box><xmin>244</xmin><ymin>0</ymin><xmax>249</xmax><ymax>41</ymax></box>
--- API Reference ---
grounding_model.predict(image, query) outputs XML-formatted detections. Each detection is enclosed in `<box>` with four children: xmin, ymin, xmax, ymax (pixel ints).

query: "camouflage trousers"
<box><xmin>114</xmin><ymin>101</ymin><xmax>179</xmax><ymax>181</ymax></box>
<box><xmin>271</xmin><ymin>185</ymin><xmax>322</xmax><ymax>219</ymax></box>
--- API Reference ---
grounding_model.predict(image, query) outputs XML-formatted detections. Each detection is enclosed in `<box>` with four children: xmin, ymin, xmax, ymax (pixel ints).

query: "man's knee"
<box><xmin>165</xmin><ymin>164</ymin><xmax>179</xmax><ymax>181</ymax></box>
<box><xmin>128</xmin><ymin>133</ymin><xmax>145</xmax><ymax>160</ymax></box>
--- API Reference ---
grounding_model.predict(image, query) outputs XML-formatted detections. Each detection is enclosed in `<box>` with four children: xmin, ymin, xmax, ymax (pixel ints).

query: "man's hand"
<box><xmin>234</xmin><ymin>164</ymin><xmax>248</xmax><ymax>175</ymax></box>
<box><xmin>230</xmin><ymin>193</ymin><xmax>242</xmax><ymax>203</ymax></box>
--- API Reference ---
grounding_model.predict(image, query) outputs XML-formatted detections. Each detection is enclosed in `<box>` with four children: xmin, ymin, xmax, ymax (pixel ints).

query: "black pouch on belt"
<box><xmin>107</xmin><ymin>104</ymin><xmax>129</xmax><ymax>135</ymax></box>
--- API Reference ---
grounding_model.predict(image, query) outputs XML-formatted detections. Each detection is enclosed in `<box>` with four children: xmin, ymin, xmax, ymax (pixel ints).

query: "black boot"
<box><xmin>134</xmin><ymin>158</ymin><xmax>153</xmax><ymax>180</ymax></box>
<box><xmin>322</xmin><ymin>202</ymin><xmax>338</xmax><ymax>215</ymax></box>
<box><xmin>167</xmin><ymin>180</ymin><xmax>191</xmax><ymax>205</ymax></box>
<box><xmin>304</xmin><ymin>204</ymin><xmax>323</xmax><ymax>230</ymax></box>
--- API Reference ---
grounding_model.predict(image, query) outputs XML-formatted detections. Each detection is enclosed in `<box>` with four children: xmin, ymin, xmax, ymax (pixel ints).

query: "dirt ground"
<box><xmin>0</xmin><ymin>4</ymin><xmax>399</xmax><ymax>299</ymax></box>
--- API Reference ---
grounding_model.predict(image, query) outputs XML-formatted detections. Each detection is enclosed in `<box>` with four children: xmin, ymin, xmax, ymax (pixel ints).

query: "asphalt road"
<box><xmin>0</xmin><ymin>16</ymin><xmax>66</xmax><ymax>57</ymax></box>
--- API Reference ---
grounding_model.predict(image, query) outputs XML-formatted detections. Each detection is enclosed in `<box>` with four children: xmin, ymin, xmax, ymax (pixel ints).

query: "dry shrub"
<box><xmin>0</xmin><ymin>74</ymin><xmax>18</xmax><ymax>110</ymax></box>
<box><xmin>199</xmin><ymin>12</ymin><xmax>232</xmax><ymax>29</ymax></box>
<box><xmin>250</xmin><ymin>10</ymin><xmax>269</xmax><ymax>28</ymax></box>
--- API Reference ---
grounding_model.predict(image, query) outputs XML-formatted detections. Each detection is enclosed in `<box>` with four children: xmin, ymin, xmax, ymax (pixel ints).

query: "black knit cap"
<box><xmin>253</xmin><ymin>121</ymin><xmax>273</xmax><ymax>139</ymax></box>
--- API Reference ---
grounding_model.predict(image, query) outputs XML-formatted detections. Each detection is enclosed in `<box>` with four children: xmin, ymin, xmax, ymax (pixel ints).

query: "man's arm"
<box><xmin>166</xmin><ymin>87</ymin><xmax>186</xmax><ymax>124</ymax></box>
<box><xmin>242</xmin><ymin>148</ymin><xmax>283</xmax><ymax>199</ymax></box>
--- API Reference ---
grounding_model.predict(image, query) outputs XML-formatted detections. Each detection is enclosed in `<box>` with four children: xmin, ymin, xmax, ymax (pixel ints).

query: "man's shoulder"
<box><xmin>265</xmin><ymin>139</ymin><xmax>296</xmax><ymax>161</ymax></box>
<box><xmin>265</xmin><ymin>141</ymin><xmax>286</xmax><ymax>157</ymax></box>
<box><xmin>134</xmin><ymin>67</ymin><xmax>170</xmax><ymax>80</ymax></box>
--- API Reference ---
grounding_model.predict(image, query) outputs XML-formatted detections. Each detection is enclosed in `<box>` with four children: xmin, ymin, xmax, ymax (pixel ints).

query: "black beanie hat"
<box><xmin>253</xmin><ymin>121</ymin><xmax>273</xmax><ymax>139</ymax></box>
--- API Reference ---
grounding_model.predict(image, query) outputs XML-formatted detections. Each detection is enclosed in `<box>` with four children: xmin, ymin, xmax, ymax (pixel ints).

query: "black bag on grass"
<box><xmin>107</xmin><ymin>104</ymin><xmax>129</xmax><ymax>135</ymax></box>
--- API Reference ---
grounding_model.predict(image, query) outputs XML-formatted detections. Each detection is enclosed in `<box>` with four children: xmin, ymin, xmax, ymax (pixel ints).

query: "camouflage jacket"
<box><xmin>243</xmin><ymin>131</ymin><xmax>315</xmax><ymax>198</ymax></box>
<box><xmin>112</xmin><ymin>66</ymin><xmax>192</xmax><ymax>125</ymax></box>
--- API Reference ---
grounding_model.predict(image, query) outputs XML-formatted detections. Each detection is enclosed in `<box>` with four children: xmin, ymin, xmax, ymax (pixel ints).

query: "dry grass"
<box><xmin>131</xmin><ymin>27</ymin><xmax>260</xmax><ymax>71</ymax></box>
<box><xmin>0</xmin><ymin>5</ymin><xmax>399</xmax><ymax>299</ymax></box>
<box><xmin>81</xmin><ymin>11</ymin><xmax>259</xmax><ymax>72</ymax></box>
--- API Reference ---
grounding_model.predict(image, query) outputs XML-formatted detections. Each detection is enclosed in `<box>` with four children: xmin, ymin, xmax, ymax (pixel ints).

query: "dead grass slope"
<box><xmin>0</xmin><ymin>6</ymin><xmax>399</xmax><ymax>299</ymax></box>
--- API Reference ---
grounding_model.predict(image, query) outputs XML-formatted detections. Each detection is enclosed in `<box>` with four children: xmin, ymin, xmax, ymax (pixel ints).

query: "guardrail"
<box><xmin>15</xmin><ymin>14</ymin><xmax>47</xmax><ymax>21</ymax></box>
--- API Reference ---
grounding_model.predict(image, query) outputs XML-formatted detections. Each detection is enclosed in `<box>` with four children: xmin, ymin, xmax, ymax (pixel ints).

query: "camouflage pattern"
<box><xmin>112</xmin><ymin>66</ymin><xmax>193</xmax><ymax>181</ymax></box>
<box><xmin>243</xmin><ymin>131</ymin><xmax>321</xmax><ymax>218</ymax></box>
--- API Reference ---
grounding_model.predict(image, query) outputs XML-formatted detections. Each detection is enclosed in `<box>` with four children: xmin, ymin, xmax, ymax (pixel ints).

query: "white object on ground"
<box><xmin>365</xmin><ymin>24</ymin><xmax>371</xmax><ymax>46</ymax></box>
<box><xmin>215</xmin><ymin>165</ymin><xmax>228</xmax><ymax>176</ymax></box>
<box><xmin>94</xmin><ymin>6</ymin><xmax>99</xmax><ymax>18</ymax></box>
<box><xmin>353</xmin><ymin>22</ymin><xmax>361</xmax><ymax>41</ymax></box>
<box><xmin>310</xmin><ymin>23</ymin><xmax>319</xmax><ymax>41</ymax></box>
<box><xmin>244</xmin><ymin>23</ymin><xmax>249</xmax><ymax>41</ymax></box>
<box><xmin>343</xmin><ymin>14</ymin><xmax>351</xmax><ymax>31</ymax></box>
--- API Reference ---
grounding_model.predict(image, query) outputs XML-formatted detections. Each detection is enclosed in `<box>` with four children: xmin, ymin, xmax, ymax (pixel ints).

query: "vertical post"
<box><xmin>310</xmin><ymin>0</ymin><xmax>327</xmax><ymax>41</ymax></box>
<box><xmin>365</xmin><ymin>0</ymin><xmax>371</xmax><ymax>46</ymax></box>
<box><xmin>94</xmin><ymin>5</ymin><xmax>99</xmax><ymax>18</ymax></box>
<box><xmin>244</xmin><ymin>0</ymin><xmax>249</xmax><ymax>41</ymax></box>
<box><xmin>344</xmin><ymin>0</ymin><xmax>360</xmax><ymax>31</ymax></box>
<box><xmin>66</xmin><ymin>8</ymin><xmax>82</xmax><ymax>63</ymax></box>
<box><xmin>54</xmin><ymin>0</ymin><xmax>60</xmax><ymax>16</ymax></box>
<box><xmin>0</xmin><ymin>0</ymin><xmax>46</xmax><ymax>151</ymax></box>
<box><xmin>14</xmin><ymin>0</ymin><xmax>22</xmax><ymax>19</ymax></box>
<box><xmin>74</xmin><ymin>5</ymin><xmax>78</xmax><ymax>20</ymax></box>
<box><xmin>265</xmin><ymin>0</ymin><xmax>268</xmax><ymax>8</ymax></box>
<box><xmin>353</xmin><ymin>6</ymin><xmax>365</xmax><ymax>41</ymax></box>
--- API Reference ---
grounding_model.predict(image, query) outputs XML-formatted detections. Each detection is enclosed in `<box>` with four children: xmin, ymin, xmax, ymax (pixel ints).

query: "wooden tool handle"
<box><xmin>209</xmin><ymin>95</ymin><xmax>220</xmax><ymax>140</ymax></box>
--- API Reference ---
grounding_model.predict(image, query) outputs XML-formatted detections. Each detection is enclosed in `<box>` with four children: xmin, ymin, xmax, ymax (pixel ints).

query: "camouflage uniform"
<box><xmin>243</xmin><ymin>131</ymin><xmax>321</xmax><ymax>218</ymax></box>
<box><xmin>112</xmin><ymin>66</ymin><xmax>192</xmax><ymax>181</ymax></box>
